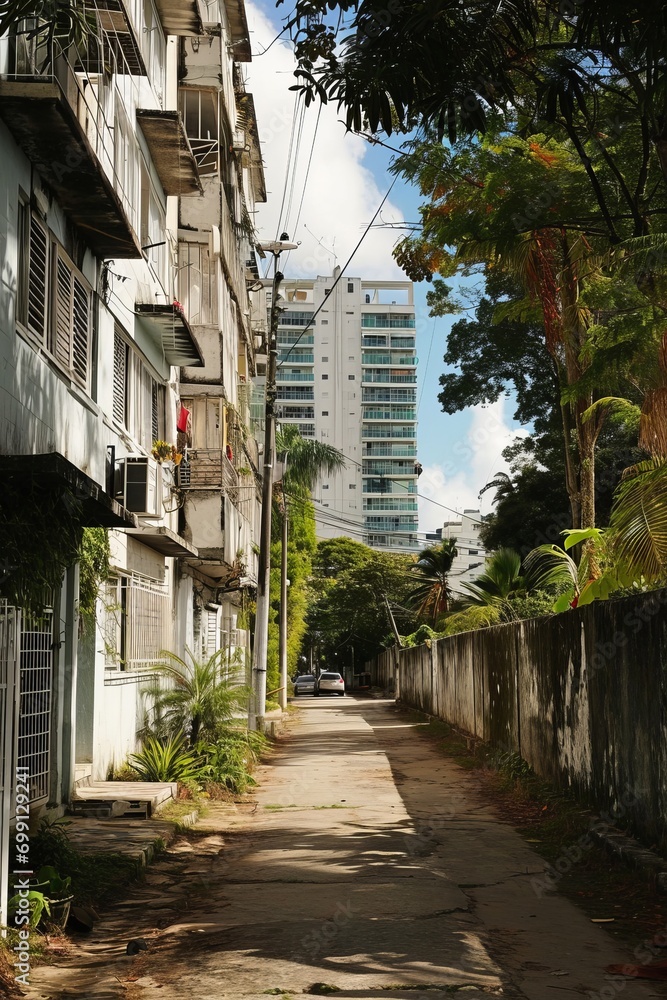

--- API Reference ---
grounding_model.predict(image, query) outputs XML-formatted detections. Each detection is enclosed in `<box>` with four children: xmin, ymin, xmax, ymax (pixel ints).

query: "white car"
<box><xmin>316</xmin><ymin>671</ymin><xmax>345</xmax><ymax>696</ymax></box>
<box><xmin>293</xmin><ymin>674</ymin><xmax>317</xmax><ymax>696</ymax></box>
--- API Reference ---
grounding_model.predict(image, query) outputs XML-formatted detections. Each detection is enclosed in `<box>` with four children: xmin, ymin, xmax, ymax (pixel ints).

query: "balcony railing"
<box><xmin>278</xmin><ymin>353</ymin><xmax>314</xmax><ymax>364</ymax></box>
<box><xmin>361</xmin><ymin>355</ymin><xmax>415</xmax><ymax>366</ymax></box>
<box><xmin>362</xmin><ymin>426</ymin><xmax>416</xmax><ymax>439</ymax></box>
<box><xmin>364</xmin><ymin>516</ymin><xmax>419</xmax><ymax>531</ymax></box>
<box><xmin>0</xmin><ymin>27</ymin><xmax>142</xmax><ymax>257</ymax></box>
<box><xmin>361</xmin><ymin>372</ymin><xmax>418</xmax><ymax>384</ymax></box>
<box><xmin>362</xmin><ymin>389</ymin><xmax>417</xmax><ymax>403</ymax></box>
<box><xmin>367</xmin><ymin>534</ymin><xmax>421</xmax><ymax>551</ymax></box>
<box><xmin>361</xmin><ymin>314</ymin><xmax>416</xmax><ymax>329</ymax></box>
<box><xmin>362</xmin><ymin>409</ymin><xmax>417</xmax><ymax>421</ymax></box>
<box><xmin>363</xmin><ymin>480</ymin><xmax>417</xmax><ymax>494</ymax></box>
<box><xmin>362</xmin><ymin>461</ymin><xmax>417</xmax><ymax>476</ymax></box>
<box><xmin>177</xmin><ymin>449</ymin><xmax>238</xmax><ymax>495</ymax></box>
<box><xmin>364</xmin><ymin>443</ymin><xmax>417</xmax><ymax>457</ymax></box>
<box><xmin>278</xmin><ymin>334</ymin><xmax>314</xmax><ymax>346</ymax></box>
<box><xmin>390</xmin><ymin>337</ymin><xmax>416</xmax><ymax>348</ymax></box>
<box><xmin>363</xmin><ymin>500</ymin><xmax>418</xmax><ymax>512</ymax></box>
<box><xmin>276</xmin><ymin>371</ymin><xmax>314</xmax><ymax>382</ymax></box>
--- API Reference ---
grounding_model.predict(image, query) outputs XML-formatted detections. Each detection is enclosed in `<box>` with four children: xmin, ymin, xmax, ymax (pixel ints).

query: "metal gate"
<box><xmin>17</xmin><ymin>608</ymin><xmax>54</xmax><ymax>804</ymax></box>
<box><xmin>0</xmin><ymin>601</ymin><xmax>19</xmax><ymax>932</ymax></box>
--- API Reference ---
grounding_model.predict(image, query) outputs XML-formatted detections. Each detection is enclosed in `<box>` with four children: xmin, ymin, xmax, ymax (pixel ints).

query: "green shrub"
<box><xmin>129</xmin><ymin>735</ymin><xmax>203</xmax><ymax>782</ymax></box>
<box><xmin>197</xmin><ymin>727</ymin><xmax>268</xmax><ymax>794</ymax></box>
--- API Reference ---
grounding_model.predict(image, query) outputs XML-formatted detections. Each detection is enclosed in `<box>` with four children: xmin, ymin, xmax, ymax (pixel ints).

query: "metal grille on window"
<box><xmin>54</xmin><ymin>255</ymin><xmax>73</xmax><ymax>370</ymax></box>
<box><xmin>17</xmin><ymin>606</ymin><xmax>54</xmax><ymax>803</ymax></box>
<box><xmin>113</xmin><ymin>332</ymin><xmax>127</xmax><ymax>426</ymax></box>
<box><xmin>122</xmin><ymin>575</ymin><xmax>171</xmax><ymax>672</ymax></box>
<box><xmin>27</xmin><ymin>215</ymin><xmax>48</xmax><ymax>338</ymax></box>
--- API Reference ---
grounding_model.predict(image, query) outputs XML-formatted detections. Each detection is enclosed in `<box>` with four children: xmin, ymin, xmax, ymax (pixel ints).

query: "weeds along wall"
<box><xmin>367</xmin><ymin>589</ymin><xmax>667</xmax><ymax>850</ymax></box>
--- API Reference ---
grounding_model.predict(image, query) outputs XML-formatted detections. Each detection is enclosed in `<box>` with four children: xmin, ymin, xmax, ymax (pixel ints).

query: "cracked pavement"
<box><xmin>28</xmin><ymin>697</ymin><xmax>665</xmax><ymax>1000</ymax></box>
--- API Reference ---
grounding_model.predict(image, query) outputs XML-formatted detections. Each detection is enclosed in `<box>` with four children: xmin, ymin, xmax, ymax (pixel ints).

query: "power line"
<box><xmin>417</xmin><ymin>318</ymin><xmax>437</xmax><ymax>416</ymax></box>
<box><xmin>277</xmin><ymin>176</ymin><xmax>398</xmax><ymax>366</ymax></box>
<box><xmin>283</xmin><ymin>102</ymin><xmax>323</xmax><ymax>271</ymax></box>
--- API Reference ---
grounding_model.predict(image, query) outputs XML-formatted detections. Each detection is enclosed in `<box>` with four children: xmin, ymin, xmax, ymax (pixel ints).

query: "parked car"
<box><xmin>293</xmin><ymin>674</ymin><xmax>317</xmax><ymax>696</ymax></box>
<box><xmin>315</xmin><ymin>671</ymin><xmax>345</xmax><ymax>697</ymax></box>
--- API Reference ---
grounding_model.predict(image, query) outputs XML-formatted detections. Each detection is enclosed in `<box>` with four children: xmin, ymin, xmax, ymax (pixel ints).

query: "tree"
<box><xmin>144</xmin><ymin>648</ymin><xmax>247</xmax><ymax>745</ymax></box>
<box><xmin>306</xmin><ymin>541</ymin><xmax>418</xmax><ymax>668</ymax></box>
<box><xmin>460</xmin><ymin>548</ymin><xmax>527</xmax><ymax>607</ymax></box>
<box><xmin>265</xmin><ymin>426</ymin><xmax>346</xmax><ymax>695</ymax></box>
<box><xmin>409</xmin><ymin>539</ymin><xmax>458</xmax><ymax>624</ymax></box>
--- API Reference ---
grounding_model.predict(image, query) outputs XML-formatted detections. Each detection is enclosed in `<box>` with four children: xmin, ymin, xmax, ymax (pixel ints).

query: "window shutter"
<box><xmin>151</xmin><ymin>378</ymin><xmax>159</xmax><ymax>442</ymax></box>
<box><xmin>54</xmin><ymin>254</ymin><xmax>73</xmax><ymax>370</ymax></box>
<box><xmin>27</xmin><ymin>217</ymin><xmax>48</xmax><ymax>339</ymax></box>
<box><xmin>72</xmin><ymin>276</ymin><xmax>90</xmax><ymax>385</ymax></box>
<box><xmin>113</xmin><ymin>331</ymin><xmax>127</xmax><ymax>426</ymax></box>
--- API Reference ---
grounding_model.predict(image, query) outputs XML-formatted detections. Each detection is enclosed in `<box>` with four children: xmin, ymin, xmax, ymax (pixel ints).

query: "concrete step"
<box><xmin>71</xmin><ymin>781</ymin><xmax>177</xmax><ymax>819</ymax></box>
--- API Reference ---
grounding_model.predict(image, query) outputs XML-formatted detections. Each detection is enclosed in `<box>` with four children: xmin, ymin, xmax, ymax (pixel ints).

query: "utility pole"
<box><xmin>383</xmin><ymin>593</ymin><xmax>404</xmax><ymax>648</ymax></box>
<box><xmin>279</xmin><ymin>485</ymin><xmax>288</xmax><ymax>710</ymax></box>
<box><xmin>250</xmin><ymin>237</ymin><xmax>297</xmax><ymax>732</ymax></box>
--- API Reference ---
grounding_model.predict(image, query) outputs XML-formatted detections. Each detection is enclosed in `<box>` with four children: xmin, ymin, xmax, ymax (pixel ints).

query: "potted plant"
<box><xmin>151</xmin><ymin>441</ymin><xmax>183</xmax><ymax>466</ymax></box>
<box><xmin>37</xmin><ymin>866</ymin><xmax>73</xmax><ymax>930</ymax></box>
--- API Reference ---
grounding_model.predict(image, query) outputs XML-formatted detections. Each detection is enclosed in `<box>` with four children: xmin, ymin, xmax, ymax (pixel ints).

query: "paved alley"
<box><xmin>29</xmin><ymin>698</ymin><xmax>664</xmax><ymax>1000</ymax></box>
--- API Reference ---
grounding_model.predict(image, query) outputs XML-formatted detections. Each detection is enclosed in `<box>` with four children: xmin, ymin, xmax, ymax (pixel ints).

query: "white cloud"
<box><xmin>245</xmin><ymin>2</ymin><xmax>404</xmax><ymax>279</ymax></box>
<box><xmin>418</xmin><ymin>399</ymin><xmax>529</xmax><ymax>533</ymax></box>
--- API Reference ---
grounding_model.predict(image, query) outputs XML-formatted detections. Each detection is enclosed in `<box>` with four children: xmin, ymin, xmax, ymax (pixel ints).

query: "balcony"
<box><xmin>361</xmin><ymin>354</ymin><xmax>415</xmax><ymax>366</ymax></box>
<box><xmin>391</xmin><ymin>337</ymin><xmax>416</xmax><ymax>348</ymax></box>
<box><xmin>362</xmin><ymin>425</ymin><xmax>416</xmax><ymax>440</ymax></box>
<box><xmin>364</xmin><ymin>516</ymin><xmax>419</xmax><ymax>531</ymax></box>
<box><xmin>363</xmin><ymin>479</ymin><xmax>417</xmax><ymax>494</ymax></box>
<box><xmin>136</xmin><ymin>111</ymin><xmax>201</xmax><ymax>196</ymax></box>
<box><xmin>276</xmin><ymin>371</ymin><xmax>314</xmax><ymax>382</ymax></box>
<box><xmin>362</xmin><ymin>409</ymin><xmax>417</xmax><ymax>421</ymax></box>
<box><xmin>136</xmin><ymin>304</ymin><xmax>204</xmax><ymax>366</ymax></box>
<box><xmin>177</xmin><ymin>449</ymin><xmax>238</xmax><ymax>494</ymax></box>
<box><xmin>0</xmin><ymin>32</ymin><xmax>142</xmax><ymax>258</ymax></box>
<box><xmin>362</xmin><ymin>389</ymin><xmax>417</xmax><ymax>403</ymax></box>
<box><xmin>362</xmin><ymin>461</ymin><xmax>417</xmax><ymax>476</ymax></box>
<box><xmin>278</xmin><ymin>334</ymin><xmax>314</xmax><ymax>347</ymax></box>
<box><xmin>86</xmin><ymin>0</ymin><xmax>146</xmax><ymax>75</ymax></box>
<box><xmin>361</xmin><ymin>314</ymin><xmax>416</xmax><ymax>329</ymax></box>
<box><xmin>367</xmin><ymin>534</ymin><xmax>420</xmax><ymax>551</ymax></box>
<box><xmin>277</xmin><ymin>353</ymin><xmax>314</xmax><ymax>364</ymax></box>
<box><xmin>363</xmin><ymin>499</ymin><xmax>418</xmax><ymax>512</ymax></box>
<box><xmin>361</xmin><ymin>372</ymin><xmax>417</xmax><ymax>384</ymax></box>
<box><xmin>363</xmin><ymin>444</ymin><xmax>417</xmax><ymax>457</ymax></box>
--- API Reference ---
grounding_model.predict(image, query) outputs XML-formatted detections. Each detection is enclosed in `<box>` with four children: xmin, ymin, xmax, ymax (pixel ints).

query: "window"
<box><xmin>347</xmin><ymin>282</ymin><xmax>354</xmax><ymax>292</ymax></box>
<box><xmin>321</xmin><ymin>356</ymin><xmax>328</xmax><ymax>362</ymax></box>
<box><xmin>18</xmin><ymin>208</ymin><xmax>93</xmax><ymax>390</ymax></box>
<box><xmin>469</xmin><ymin>549</ymin><xmax>479</xmax><ymax>555</ymax></box>
<box><xmin>322</xmin><ymin>374</ymin><xmax>328</xmax><ymax>380</ymax></box>
<box><xmin>348</xmin><ymin>484</ymin><xmax>356</xmax><ymax>489</ymax></box>
<box><xmin>104</xmin><ymin>573</ymin><xmax>171</xmax><ymax>672</ymax></box>
<box><xmin>180</xmin><ymin>87</ymin><xmax>219</xmax><ymax>174</ymax></box>
<box><xmin>112</xmin><ymin>326</ymin><xmax>165</xmax><ymax>449</ymax></box>
<box><xmin>321</xmin><ymin>320</ymin><xmax>329</xmax><ymax>325</ymax></box>
<box><xmin>348</xmin><ymin>374</ymin><xmax>355</xmax><ymax>380</ymax></box>
<box><xmin>322</xmin><ymin>411</ymin><xmax>328</xmax><ymax>416</ymax></box>
<box><xmin>178</xmin><ymin>240</ymin><xmax>216</xmax><ymax>325</ymax></box>
<box><xmin>322</xmin><ymin>484</ymin><xmax>329</xmax><ymax>490</ymax></box>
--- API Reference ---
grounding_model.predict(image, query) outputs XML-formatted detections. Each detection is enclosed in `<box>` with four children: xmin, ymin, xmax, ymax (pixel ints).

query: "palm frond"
<box><xmin>608</xmin><ymin>458</ymin><xmax>667</xmax><ymax>583</ymax></box>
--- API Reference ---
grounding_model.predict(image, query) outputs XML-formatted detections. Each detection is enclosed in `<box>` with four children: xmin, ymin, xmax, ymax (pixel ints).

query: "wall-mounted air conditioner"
<box><xmin>115</xmin><ymin>457</ymin><xmax>161</xmax><ymax>517</ymax></box>
<box><xmin>232</xmin><ymin>129</ymin><xmax>247</xmax><ymax>152</ymax></box>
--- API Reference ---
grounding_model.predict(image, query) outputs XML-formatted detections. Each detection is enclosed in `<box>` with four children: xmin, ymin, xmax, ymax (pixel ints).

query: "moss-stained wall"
<box><xmin>367</xmin><ymin>590</ymin><xmax>667</xmax><ymax>849</ymax></box>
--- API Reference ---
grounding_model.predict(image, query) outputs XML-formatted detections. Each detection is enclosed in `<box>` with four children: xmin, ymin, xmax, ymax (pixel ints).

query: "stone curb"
<box><xmin>590</xmin><ymin>824</ymin><xmax>667</xmax><ymax>892</ymax></box>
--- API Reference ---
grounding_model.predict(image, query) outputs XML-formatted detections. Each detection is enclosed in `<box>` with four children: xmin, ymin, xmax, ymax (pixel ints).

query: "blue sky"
<box><xmin>246</xmin><ymin>1</ymin><xmax>525</xmax><ymax>534</ymax></box>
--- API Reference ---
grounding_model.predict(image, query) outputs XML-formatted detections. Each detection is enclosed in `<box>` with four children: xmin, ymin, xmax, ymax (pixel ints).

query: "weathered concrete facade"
<box><xmin>368</xmin><ymin>590</ymin><xmax>667</xmax><ymax>849</ymax></box>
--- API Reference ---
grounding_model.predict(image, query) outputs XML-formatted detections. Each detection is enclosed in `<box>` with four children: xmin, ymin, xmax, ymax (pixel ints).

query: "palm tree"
<box><xmin>460</xmin><ymin>548</ymin><xmax>526</xmax><ymax>608</ymax></box>
<box><xmin>276</xmin><ymin>424</ymin><xmax>346</xmax><ymax>491</ymax></box>
<box><xmin>409</xmin><ymin>539</ymin><xmax>458</xmax><ymax>624</ymax></box>
<box><xmin>145</xmin><ymin>648</ymin><xmax>248</xmax><ymax>745</ymax></box>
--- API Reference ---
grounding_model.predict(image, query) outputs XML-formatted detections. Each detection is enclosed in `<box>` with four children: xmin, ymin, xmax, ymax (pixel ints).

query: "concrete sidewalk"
<box><xmin>27</xmin><ymin>697</ymin><xmax>665</xmax><ymax>1000</ymax></box>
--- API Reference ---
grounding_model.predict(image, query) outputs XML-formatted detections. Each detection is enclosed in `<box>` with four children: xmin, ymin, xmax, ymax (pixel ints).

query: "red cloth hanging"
<box><xmin>226</xmin><ymin>443</ymin><xmax>233</xmax><ymax>462</ymax></box>
<box><xmin>177</xmin><ymin>405</ymin><xmax>191</xmax><ymax>433</ymax></box>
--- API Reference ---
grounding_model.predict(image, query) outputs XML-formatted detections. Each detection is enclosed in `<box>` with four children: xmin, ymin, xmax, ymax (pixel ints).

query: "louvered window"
<box><xmin>113</xmin><ymin>330</ymin><xmax>128</xmax><ymax>426</ymax></box>
<box><xmin>27</xmin><ymin>216</ymin><xmax>48</xmax><ymax>339</ymax></box>
<box><xmin>52</xmin><ymin>249</ymin><xmax>91</xmax><ymax>388</ymax></box>
<box><xmin>18</xmin><ymin>211</ymin><xmax>92</xmax><ymax>390</ymax></box>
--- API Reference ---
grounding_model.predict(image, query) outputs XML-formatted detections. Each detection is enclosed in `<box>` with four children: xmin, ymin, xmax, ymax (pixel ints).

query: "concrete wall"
<box><xmin>367</xmin><ymin>590</ymin><xmax>667</xmax><ymax>849</ymax></box>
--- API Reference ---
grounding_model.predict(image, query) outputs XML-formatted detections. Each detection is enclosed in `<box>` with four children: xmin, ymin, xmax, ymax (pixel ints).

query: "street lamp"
<box><xmin>249</xmin><ymin>236</ymin><xmax>297</xmax><ymax>732</ymax></box>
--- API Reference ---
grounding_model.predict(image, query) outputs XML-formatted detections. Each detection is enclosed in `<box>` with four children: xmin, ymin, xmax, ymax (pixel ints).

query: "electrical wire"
<box><xmin>282</xmin><ymin>102</ymin><xmax>323</xmax><ymax>271</ymax></box>
<box><xmin>417</xmin><ymin>318</ymin><xmax>437</xmax><ymax>416</ymax></box>
<box><xmin>277</xmin><ymin>176</ymin><xmax>399</xmax><ymax>366</ymax></box>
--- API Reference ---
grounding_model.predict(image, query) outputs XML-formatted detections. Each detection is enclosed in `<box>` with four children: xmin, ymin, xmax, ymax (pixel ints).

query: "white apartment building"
<box><xmin>436</xmin><ymin>510</ymin><xmax>487</xmax><ymax>594</ymax></box>
<box><xmin>264</xmin><ymin>272</ymin><xmax>420</xmax><ymax>553</ymax></box>
<box><xmin>0</xmin><ymin>0</ymin><xmax>264</xmax><ymax>923</ymax></box>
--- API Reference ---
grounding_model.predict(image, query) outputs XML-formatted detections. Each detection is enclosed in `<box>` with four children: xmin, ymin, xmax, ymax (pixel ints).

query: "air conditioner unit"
<box><xmin>232</xmin><ymin>129</ymin><xmax>247</xmax><ymax>152</ymax></box>
<box><xmin>114</xmin><ymin>457</ymin><xmax>162</xmax><ymax>517</ymax></box>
